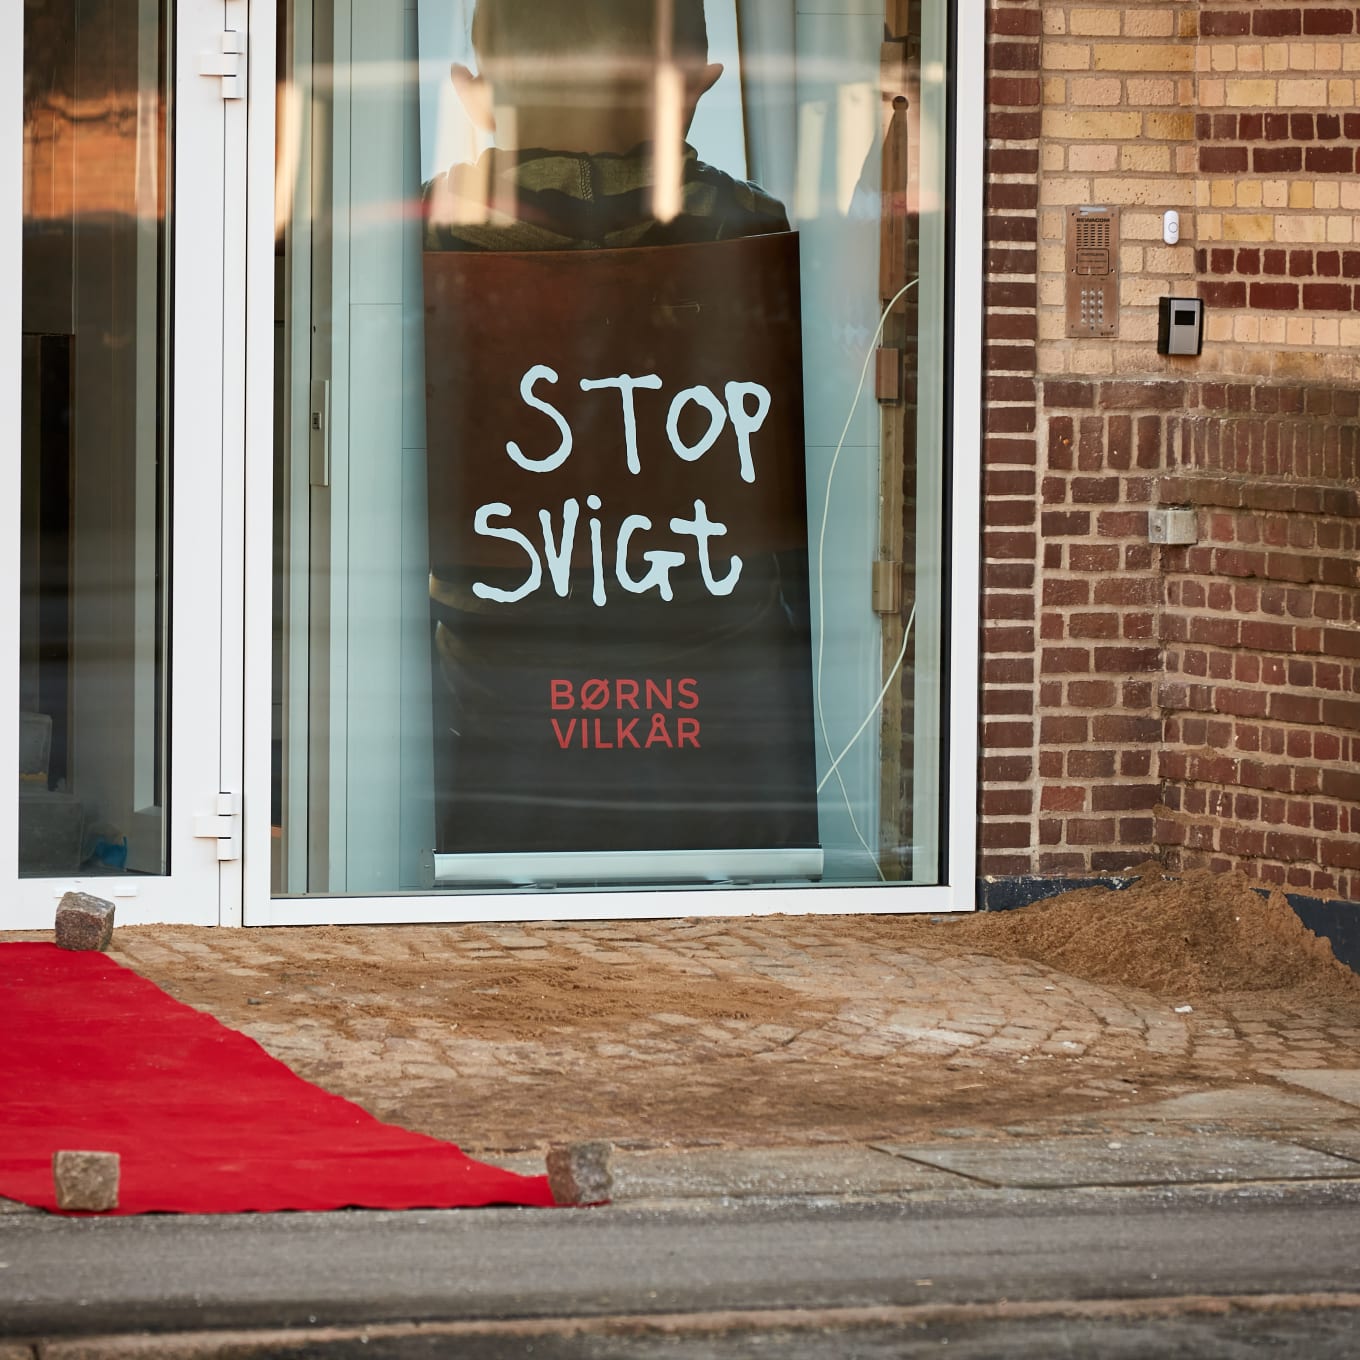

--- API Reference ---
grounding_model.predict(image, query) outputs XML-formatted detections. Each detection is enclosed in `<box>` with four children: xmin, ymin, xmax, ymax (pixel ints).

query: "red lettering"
<box><xmin>616</xmin><ymin>679</ymin><xmax>640</xmax><ymax>709</ymax></box>
<box><xmin>551</xmin><ymin>718</ymin><xmax>576</xmax><ymax>749</ymax></box>
<box><xmin>617</xmin><ymin>718</ymin><xmax>640</xmax><ymax>748</ymax></box>
<box><xmin>592</xmin><ymin>719</ymin><xmax>614</xmax><ymax>749</ymax></box>
<box><xmin>580</xmin><ymin>679</ymin><xmax>611</xmax><ymax>711</ymax></box>
<box><xmin>645</xmin><ymin>713</ymin><xmax>674</xmax><ymax>748</ymax></box>
<box><xmin>645</xmin><ymin>678</ymin><xmax>674</xmax><ymax>710</ymax></box>
<box><xmin>677</xmin><ymin>678</ymin><xmax>700</xmax><ymax>710</ymax></box>
<box><xmin>677</xmin><ymin>717</ymin><xmax>701</xmax><ymax>748</ymax></box>
<box><xmin>550</xmin><ymin>680</ymin><xmax>575</xmax><ymax>710</ymax></box>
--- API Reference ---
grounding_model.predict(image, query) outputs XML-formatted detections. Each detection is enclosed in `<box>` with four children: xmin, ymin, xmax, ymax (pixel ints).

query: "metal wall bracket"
<box><xmin>200</xmin><ymin>31</ymin><xmax>247</xmax><ymax>100</ymax></box>
<box><xmin>194</xmin><ymin>792</ymin><xmax>241</xmax><ymax>861</ymax></box>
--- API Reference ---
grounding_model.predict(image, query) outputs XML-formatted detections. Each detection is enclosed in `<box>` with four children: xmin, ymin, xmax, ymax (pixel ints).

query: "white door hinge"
<box><xmin>200</xmin><ymin>31</ymin><xmax>247</xmax><ymax>100</ymax></box>
<box><xmin>194</xmin><ymin>793</ymin><xmax>241</xmax><ymax>862</ymax></box>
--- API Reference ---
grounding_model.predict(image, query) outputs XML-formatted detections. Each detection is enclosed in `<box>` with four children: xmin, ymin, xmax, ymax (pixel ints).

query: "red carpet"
<box><xmin>0</xmin><ymin>943</ymin><xmax>556</xmax><ymax>1214</ymax></box>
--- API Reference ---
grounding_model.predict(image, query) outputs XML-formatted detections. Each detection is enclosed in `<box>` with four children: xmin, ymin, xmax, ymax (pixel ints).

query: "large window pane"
<box><xmin>273</xmin><ymin>0</ymin><xmax>948</xmax><ymax>897</ymax></box>
<box><xmin>20</xmin><ymin>0</ymin><xmax>173</xmax><ymax>877</ymax></box>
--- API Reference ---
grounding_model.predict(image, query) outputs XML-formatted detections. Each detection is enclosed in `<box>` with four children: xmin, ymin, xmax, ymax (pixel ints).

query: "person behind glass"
<box><xmin>424</xmin><ymin>0</ymin><xmax>789</xmax><ymax>251</ymax></box>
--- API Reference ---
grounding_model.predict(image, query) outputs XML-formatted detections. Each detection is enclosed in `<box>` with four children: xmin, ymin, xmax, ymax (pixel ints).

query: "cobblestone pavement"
<box><xmin>22</xmin><ymin>914</ymin><xmax>1343</xmax><ymax>1155</ymax></box>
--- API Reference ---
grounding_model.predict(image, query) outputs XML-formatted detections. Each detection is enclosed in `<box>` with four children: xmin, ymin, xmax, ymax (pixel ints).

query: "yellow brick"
<box><xmin>1094</xmin><ymin>177</ymin><xmax>1195</xmax><ymax>207</ymax></box>
<box><xmin>1199</xmin><ymin>79</ymin><xmax>1226</xmax><ymax>107</ymax></box>
<box><xmin>1346</xmin><ymin>45</ymin><xmax>1360</xmax><ymax>72</ymax></box>
<box><xmin>1144</xmin><ymin>112</ymin><xmax>1195</xmax><ymax>139</ymax></box>
<box><xmin>1211</xmin><ymin>45</ymin><xmax>1237</xmax><ymax>73</ymax></box>
<box><xmin>1315</xmin><ymin>319</ymin><xmax>1340</xmax><ymax>347</ymax></box>
<box><xmin>1237</xmin><ymin>181</ymin><xmax>1263</xmax><ymax>208</ymax></box>
<box><xmin>1144</xmin><ymin>246</ymin><xmax>1195</xmax><ymax>275</ymax></box>
<box><xmin>1040</xmin><ymin>209</ymin><xmax>1066</xmax><ymax>239</ymax></box>
<box><xmin>1070</xmin><ymin>9</ymin><xmax>1123</xmax><ymax>37</ymax></box>
<box><xmin>1120</xmin><ymin>313</ymin><xmax>1161</xmax><ymax>344</ymax></box>
<box><xmin>1262</xmin><ymin>180</ymin><xmax>1288</xmax><ymax>208</ymax></box>
<box><xmin>1093</xmin><ymin>44</ymin><xmax>1195</xmax><ymax>72</ymax></box>
<box><xmin>1045</xmin><ymin>43</ymin><xmax>1092</xmax><ymax>71</ymax></box>
<box><xmin>1289</xmin><ymin>44</ymin><xmax>1316</xmax><ymax>72</ymax></box>
<box><xmin>1340</xmin><ymin>319</ymin><xmax>1360</xmax><ymax>347</ymax></box>
<box><xmin>1120</xmin><ymin>144</ymin><xmax>1171</xmax><ymax>172</ymax></box>
<box><xmin>1041</xmin><ymin>110</ymin><xmax>1143</xmax><ymax>138</ymax></box>
<box><xmin>1289</xmin><ymin>182</ymin><xmax>1314</xmax><ymax>209</ymax></box>
<box><xmin>1275</xmin><ymin>215</ymin><xmax>1327</xmax><ymax>243</ymax></box>
<box><xmin>1068</xmin><ymin>144</ymin><xmax>1120</xmax><ymax>171</ymax></box>
<box><xmin>1043</xmin><ymin>77</ymin><xmax>1068</xmax><ymax>103</ymax></box>
<box><xmin>1070</xmin><ymin>346</ymin><xmax>1115</xmax><ymax>376</ymax></box>
<box><xmin>1327</xmin><ymin>216</ymin><xmax>1354</xmax><ymax>243</ymax></box>
<box><xmin>1315</xmin><ymin>44</ymin><xmax>1342</xmax><ymax>71</ymax></box>
<box><xmin>1041</xmin><ymin>144</ymin><xmax>1066</xmax><ymax>171</ymax></box>
<box><xmin>1330</xmin><ymin>80</ymin><xmax>1355</xmax><ymax>105</ymax></box>
<box><xmin>1286</xmin><ymin>318</ymin><xmax>1313</xmax><ymax>347</ymax></box>
<box><xmin>1222</xmin><ymin>214</ymin><xmax>1274</xmax><ymax>241</ymax></box>
<box><xmin>1119</xmin><ymin>244</ymin><xmax>1145</xmax><ymax>271</ymax></box>
<box><xmin>1210</xmin><ymin>180</ymin><xmax>1236</xmax><ymax>208</ymax></box>
<box><xmin>1259</xmin><ymin>316</ymin><xmax>1288</xmax><ymax>345</ymax></box>
<box><xmin>1196</xmin><ymin>46</ymin><xmax>1213</xmax><ymax>74</ymax></box>
<box><xmin>1070</xmin><ymin>76</ymin><xmax>1124</xmax><ymax>104</ymax></box>
<box><xmin>1038</xmin><ymin>277</ymin><xmax>1065</xmax><ymax>306</ymax></box>
<box><xmin>1226</xmin><ymin>80</ymin><xmax>1277</xmax><ymax>106</ymax></box>
<box><xmin>1038</xmin><ymin>244</ymin><xmax>1067</xmax><ymax>273</ymax></box>
<box><xmin>1237</xmin><ymin>46</ymin><xmax>1264</xmax><ymax>74</ymax></box>
<box><xmin>1174</xmin><ymin>145</ymin><xmax>1198</xmax><ymax>175</ymax></box>
<box><xmin>1038</xmin><ymin>312</ymin><xmax>1068</xmax><ymax>341</ymax></box>
<box><xmin>1039</xmin><ymin>178</ymin><xmax>1095</xmax><ymax>205</ymax></box>
<box><xmin>1342</xmin><ymin>182</ymin><xmax>1360</xmax><ymax>210</ymax></box>
<box><xmin>1126</xmin><ymin>77</ymin><xmax>1177</xmax><ymax>104</ymax></box>
<box><xmin>1278</xmin><ymin>79</ymin><xmax>1328</xmax><ymax>104</ymax></box>
<box><xmin>1121</xmin><ymin>211</ymin><xmax>1166</xmax><ymax>241</ymax></box>
<box><xmin>1205</xmin><ymin>314</ymin><xmax>1234</xmax><ymax>344</ymax></box>
<box><xmin>1037</xmin><ymin>350</ymin><xmax>1069</xmax><ymax>376</ymax></box>
<box><xmin>1043</xmin><ymin>9</ymin><xmax>1067</xmax><ymax>35</ymax></box>
<box><xmin>1233</xmin><ymin>315</ymin><xmax>1261</xmax><ymax>344</ymax></box>
<box><xmin>1265</xmin><ymin>44</ymin><xmax>1289</xmax><ymax>73</ymax></box>
<box><xmin>1315</xmin><ymin>182</ymin><xmax>1340</xmax><ymax>210</ymax></box>
<box><xmin>1195</xmin><ymin>181</ymin><xmax>1211</xmax><ymax>207</ymax></box>
<box><xmin>1124</xmin><ymin>10</ymin><xmax>1175</xmax><ymax>39</ymax></box>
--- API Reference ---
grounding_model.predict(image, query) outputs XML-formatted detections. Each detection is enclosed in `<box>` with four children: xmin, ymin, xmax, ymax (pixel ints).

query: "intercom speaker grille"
<box><xmin>1065</xmin><ymin>207</ymin><xmax>1120</xmax><ymax>338</ymax></box>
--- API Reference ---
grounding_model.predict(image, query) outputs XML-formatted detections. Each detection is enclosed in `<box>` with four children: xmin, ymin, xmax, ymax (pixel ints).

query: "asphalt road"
<box><xmin>4</xmin><ymin>1182</ymin><xmax>1360</xmax><ymax>1343</ymax></box>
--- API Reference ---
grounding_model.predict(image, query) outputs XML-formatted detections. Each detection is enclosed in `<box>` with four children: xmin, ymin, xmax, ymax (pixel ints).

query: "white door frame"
<box><xmin>240</xmin><ymin>0</ymin><xmax>983</xmax><ymax>925</ymax></box>
<box><xmin>0</xmin><ymin>1</ymin><xmax>245</xmax><ymax>929</ymax></box>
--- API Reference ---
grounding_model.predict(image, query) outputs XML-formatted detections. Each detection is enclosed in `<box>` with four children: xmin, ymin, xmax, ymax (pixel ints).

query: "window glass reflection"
<box><xmin>273</xmin><ymin>0</ymin><xmax>946</xmax><ymax>896</ymax></box>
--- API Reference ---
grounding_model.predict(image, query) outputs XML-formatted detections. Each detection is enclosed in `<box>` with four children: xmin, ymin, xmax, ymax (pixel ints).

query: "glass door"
<box><xmin>2</xmin><ymin>0</ymin><xmax>242</xmax><ymax>928</ymax></box>
<box><xmin>244</xmin><ymin>0</ymin><xmax>979</xmax><ymax>924</ymax></box>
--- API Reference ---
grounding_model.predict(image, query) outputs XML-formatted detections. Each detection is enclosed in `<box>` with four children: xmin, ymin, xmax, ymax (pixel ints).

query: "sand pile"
<box><xmin>946</xmin><ymin>868</ymin><xmax>1358</xmax><ymax>1001</ymax></box>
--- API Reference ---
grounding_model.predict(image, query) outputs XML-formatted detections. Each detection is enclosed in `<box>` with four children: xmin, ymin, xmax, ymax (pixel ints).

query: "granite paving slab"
<box><xmin>873</xmin><ymin>1134</ymin><xmax>1360</xmax><ymax>1189</ymax></box>
<box><xmin>487</xmin><ymin>1146</ymin><xmax>960</xmax><ymax>1199</ymax></box>
<box><xmin>1272</xmin><ymin>1069</ymin><xmax>1360</xmax><ymax>1108</ymax></box>
<box><xmin>1110</xmin><ymin>1086</ymin><xmax>1359</xmax><ymax>1126</ymax></box>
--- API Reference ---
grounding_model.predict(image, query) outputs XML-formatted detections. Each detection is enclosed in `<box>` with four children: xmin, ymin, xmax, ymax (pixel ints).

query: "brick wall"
<box><xmin>980</xmin><ymin>0</ymin><xmax>1360</xmax><ymax>901</ymax></box>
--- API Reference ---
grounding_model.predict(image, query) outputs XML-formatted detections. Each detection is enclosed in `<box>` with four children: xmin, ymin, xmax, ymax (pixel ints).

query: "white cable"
<box><xmin>818</xmin><ymin>604</ymin><xmax>916</xmax><ymax>796</ymax></box>
<box><xmin>813</xmin><ymin>279</ymin><xmax>919</xmax><ymax>877</ymax></box>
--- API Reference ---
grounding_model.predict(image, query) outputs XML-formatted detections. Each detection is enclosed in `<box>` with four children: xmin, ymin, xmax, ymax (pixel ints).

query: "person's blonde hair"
<box><xmin>472</xmin><ymin>0</ymin><xmax>710</xmax><ymax>65</ymax></box>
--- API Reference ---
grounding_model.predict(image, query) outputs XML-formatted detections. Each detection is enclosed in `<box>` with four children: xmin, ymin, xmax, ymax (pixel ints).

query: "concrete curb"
<box><xmin>23</xmin><ymin>1292</ymin><xmax>1360</xmax><ymax>1358</ymax></box>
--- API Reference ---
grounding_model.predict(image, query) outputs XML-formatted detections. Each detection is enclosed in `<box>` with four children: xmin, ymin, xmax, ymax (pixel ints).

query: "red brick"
<box><xmin>1253</xmin><ymin>9</ymin><xmax>1303</xmax><ymax>36</ymax></box>
<box><xmin>1253</xmin><ymin>146</ymin><xmax>1302</xmax><ymax>173</ymax></box>
<box><xmin>1203</xmin><ymin>11</ymin><xmax>1251</xmax><ymax>37</ymax></box>
<box><xmin>1249</xmin><ymin>282</ymin><xmax>1300</xmax><ymax>309</ymax></box>
<box><xmin>1301</xmin><ymin>283</ymin><xmax>1352</xmax><ymax>310</ymax></box>
<box><xmin>1302</xmin><ymin>7</ymin><xmax>1354</xmax><ymax>34</ymax></box>
<box><xmin>1305</xmin><ymin>146</ymin><xmax>1355</xmax><ymax>174</ymax></box>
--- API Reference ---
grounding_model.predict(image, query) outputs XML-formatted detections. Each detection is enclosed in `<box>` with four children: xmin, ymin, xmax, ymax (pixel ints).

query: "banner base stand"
<box><xmin>423</xmin><ymin>847</ymin><xmax>824</xmax><ymax>889</ymax></box>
